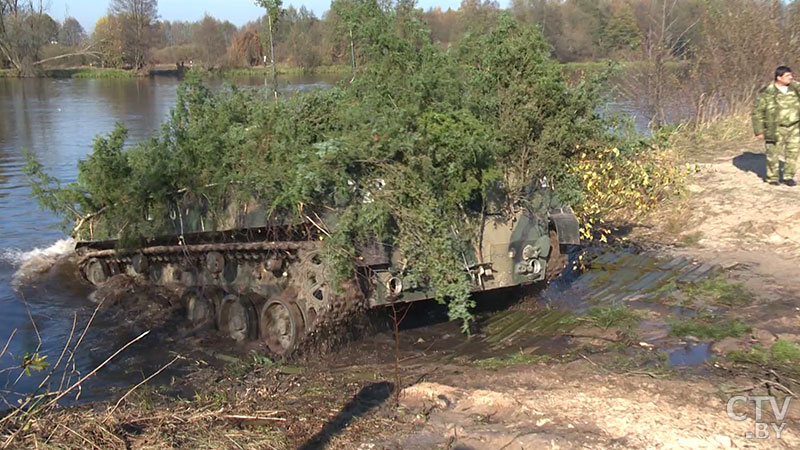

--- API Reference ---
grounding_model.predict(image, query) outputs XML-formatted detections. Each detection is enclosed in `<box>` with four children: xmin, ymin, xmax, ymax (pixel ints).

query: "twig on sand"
<box><xmin>225</xmin><ymin>434</ymin><xmax>245</xmax><ymax>450</ymax></box>
<box><xmin>760</xmin><ymin>379</ymin><xmax>798</xmax><ymax>398</ymax></box>
<box><xmin>625</xmin><ymin>370</ymin><xmax>669</xmax><ymax>379</ymax></box>
<box><xmin>105</xmin><ymin>354</ymin><xmax>183</xmax><ymax>420</ymax></box>
<box><xmin>579</xmin><ymin>354</ymin><xmax>668</xmax><ymax>378</ymax></box>
<box><xmin>770</xmin><ymin>369</ymin><xmax>800</xmax><ymax>387</ymax></box>
<box><xmin>97</xmin><ymin>425</ymin><xmax>126</xmax><ymax>447</ymax></box>
<box><xmin>398</xmin><ymin>341</ymin><xmax>436</xmax><ymax>362</ymax></box>
<box><xmin>224</xmin><ymin>414</ymin><xmax>286</xmax><ymax>422</ymax></box>
<box><xmin>56</xmin><ymin>423</ymin><xmax>101</xmax><ymax>450</ymax></box>
<box><xmin>722</xmin><ymin>385</ymin><xmax>757</xmax><ymax>394</ymax></box>
<box><xmin>579</xmin><ymin>354</ymin><xmax>614</xmax><ymax>374</ymax></box>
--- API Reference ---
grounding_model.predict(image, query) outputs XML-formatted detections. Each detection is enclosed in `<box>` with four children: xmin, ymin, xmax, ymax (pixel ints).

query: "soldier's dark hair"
<box><xmin>776</xmin><ymin>66</ymin><xmax>793</xmax><ymax>79</ymax></box>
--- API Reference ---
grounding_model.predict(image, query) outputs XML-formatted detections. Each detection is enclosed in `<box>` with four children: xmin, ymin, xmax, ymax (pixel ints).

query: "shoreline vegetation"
<box><xmin>0</xmin><ymin>64</ymin><xmax>353</xmax><ymax>79</ymax></box>
<box><xmin>0</xmin><ymin>61</ymin><xmax>682</xmax><ymax>80</ymax></box>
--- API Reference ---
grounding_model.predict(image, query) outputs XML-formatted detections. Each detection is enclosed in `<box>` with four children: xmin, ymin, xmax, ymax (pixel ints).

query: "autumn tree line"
<box><xmin>2</xmin><ymin>1</ymin><xmax>799</xmax><ymax>109</ymax></box>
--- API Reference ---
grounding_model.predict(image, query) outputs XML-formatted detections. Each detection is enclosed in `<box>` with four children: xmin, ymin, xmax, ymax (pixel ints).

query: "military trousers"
<box><xmin>766</xmin><ymin>123</ymin><xmax>800</xmax><ymax>182</ymax></box>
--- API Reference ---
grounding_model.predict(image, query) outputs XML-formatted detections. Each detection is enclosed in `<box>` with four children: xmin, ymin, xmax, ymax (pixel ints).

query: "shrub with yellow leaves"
<box><xmin>568</xmin><ymin>141</ymin><xmax>689</xmax><ymax>244</ymax></box>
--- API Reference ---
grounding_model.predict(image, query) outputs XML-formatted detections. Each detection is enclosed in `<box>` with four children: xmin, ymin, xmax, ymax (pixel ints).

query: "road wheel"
<box><xmin>85</xmin><ymin>258</ymin><xmax>108</xmax><ymax>285</ymax></box>
<box><xmin>131</xmin><ymin>254</ymin><xmax>148</xmax><ymax>275</ymax></box>
<box><xmin>218</xmin><ymin>294</ymin><xmax>257</xmax><ymax>342</ymax></box>
<box><xmin>184</xmin><ymin>289</ymin><xmax>216</xmax><ymax>328</ymax></box>
<box><xmin>259</xmin><ymin>294</ymin><xmax>305</xmax><ymax>356</ymax></box>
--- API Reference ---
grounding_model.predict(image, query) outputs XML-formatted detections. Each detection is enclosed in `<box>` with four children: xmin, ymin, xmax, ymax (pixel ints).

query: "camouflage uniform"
<box><xmin>752</xmin><ymin>82</ymin><xmax>800</xmax><ymax>182</ymax></box>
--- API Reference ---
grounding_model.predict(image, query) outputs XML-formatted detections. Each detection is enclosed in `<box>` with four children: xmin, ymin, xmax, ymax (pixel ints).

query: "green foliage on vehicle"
<box><xmin>25</xmin><ymin>3</ymin><xmax>639</xmax><ymax>330</ymax></box>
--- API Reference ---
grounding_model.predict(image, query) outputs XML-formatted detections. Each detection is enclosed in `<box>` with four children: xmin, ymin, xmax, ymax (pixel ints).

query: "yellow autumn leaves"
<box><xmin>570</xmin><ymin>145</ymin><xmax>688</xmax><ymax>244</ymax></box>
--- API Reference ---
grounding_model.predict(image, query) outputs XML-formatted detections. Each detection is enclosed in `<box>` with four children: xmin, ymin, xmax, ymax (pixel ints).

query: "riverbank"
<box><xmin>2</xmin><ymin>60</ymin><xmax>672</xmax><ymax>80</ymax></box>
<box><xmin>0</xmin><ymin>64</ymin><xmax>351</xmax><ymax>79</ymax></box>
<box><xmin>1</xmin><ymin>60</ymin><xmax>681</xmax><ymax>83</ymax></box>
<box><xmin>215</xmin><ymin>64</ymin><xmax>351</xmax><ymax>78</ymax></box>
<box><xmin>0</xmin><ymin>67</ymin><xmax>138</xmax><ymax>79</ymax></box>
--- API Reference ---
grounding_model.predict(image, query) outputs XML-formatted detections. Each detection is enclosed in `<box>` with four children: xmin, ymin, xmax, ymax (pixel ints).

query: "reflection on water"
<box><xmin>0</xmin><ymin>73</ymin><xmax>341</xmax><ymax>402</ymax></box>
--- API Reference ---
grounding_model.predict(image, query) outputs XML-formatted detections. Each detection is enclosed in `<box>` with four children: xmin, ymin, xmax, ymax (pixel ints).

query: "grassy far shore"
<box><xmin>0</xmin><ymin>60</ymin><xmax>679</xmax><ymax>80</ymax></box>
<box><xmin>0</xmin><ymin>64</ymin><xmax>352</xmax><ymax>79</ymax></box>
<box><xmin>560</xmin><ymin>59</ymin><xmax>686</xmax><ymax>72</ymax></box>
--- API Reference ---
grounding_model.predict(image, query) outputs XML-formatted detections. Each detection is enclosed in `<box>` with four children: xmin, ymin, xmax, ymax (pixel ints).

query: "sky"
<box><xmin>46</xmin><ymin>0</ymin><xmax>475</xmax><ymax>31</ymax></box>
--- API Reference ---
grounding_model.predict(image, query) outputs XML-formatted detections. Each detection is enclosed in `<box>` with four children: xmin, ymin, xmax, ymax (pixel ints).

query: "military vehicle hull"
<box><xmin>75</xmin><ymin>198</ymin><xmax>579</xmax><ymax>357</ymax></box>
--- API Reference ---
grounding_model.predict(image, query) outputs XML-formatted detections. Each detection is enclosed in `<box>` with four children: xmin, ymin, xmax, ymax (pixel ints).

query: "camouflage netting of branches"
<box><xmin>26</xmin><ymin>4</ymin><xmax>637</xmax><ymax>329</ymax></box>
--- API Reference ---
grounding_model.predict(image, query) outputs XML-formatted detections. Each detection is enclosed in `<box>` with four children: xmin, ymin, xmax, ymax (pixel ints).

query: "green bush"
<box><xmin>582</xmin><ymin>305</ymin><xmax>643</xmax><ymax>331</ymax></box>
<box><xmin>669</xmin><ymin>317</ymin><xmax>751</xmax><ymax>339</ymax></box>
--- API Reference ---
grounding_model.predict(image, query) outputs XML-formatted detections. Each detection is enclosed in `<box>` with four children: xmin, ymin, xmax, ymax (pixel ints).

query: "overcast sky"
<box><xmin>46</xmin><ymin>0</ymin><xmax>480</xmax><ymax>31</ymax></box>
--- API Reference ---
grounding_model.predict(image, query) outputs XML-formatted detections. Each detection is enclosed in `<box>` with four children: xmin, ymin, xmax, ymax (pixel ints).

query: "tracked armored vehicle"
<box><xmin>75</xmin><ymin>188</ymin><xmax>579</xmax><ymax>357</ymax></box>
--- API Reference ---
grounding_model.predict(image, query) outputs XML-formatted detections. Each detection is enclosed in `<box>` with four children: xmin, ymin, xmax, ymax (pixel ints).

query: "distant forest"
<box><xmin>1</xmin><ymin>0</ymin><xmax>798</xmax><ymax>74</ymax></box>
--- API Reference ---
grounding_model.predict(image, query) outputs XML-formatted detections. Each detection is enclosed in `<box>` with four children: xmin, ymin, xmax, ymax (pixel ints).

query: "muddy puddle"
<box><xmin>666</xmin><ymin>342</ymin><xmax>712</xmax><ymax>366</ymax></box>
<box><xmin>338</xmin><ymin>248</ymin><xmax>724</xmax><ymax>372</ymax></box>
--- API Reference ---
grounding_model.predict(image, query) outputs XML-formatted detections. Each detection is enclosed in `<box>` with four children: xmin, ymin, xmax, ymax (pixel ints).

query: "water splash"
<box><xmin>3</xmin><ymin>239</ymin><xmax>76</xmax><ymax>288</ymax></box>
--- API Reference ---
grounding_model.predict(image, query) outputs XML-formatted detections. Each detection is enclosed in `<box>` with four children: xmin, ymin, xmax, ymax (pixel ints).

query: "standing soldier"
<box><xmin>753</xmin><ymin>66</ymin><xmax>800</xmax><ymax>186</ymax></box>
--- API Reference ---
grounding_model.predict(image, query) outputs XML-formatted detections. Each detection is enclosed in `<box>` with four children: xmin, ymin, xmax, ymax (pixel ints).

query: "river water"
<box><xmin>0</xmin><ymin>73</ymin><xmax>340</xmax><ymax>404</ymax></box>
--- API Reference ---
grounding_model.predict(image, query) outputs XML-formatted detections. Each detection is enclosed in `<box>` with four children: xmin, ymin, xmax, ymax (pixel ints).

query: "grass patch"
<box><xmin>727</xmin><ymin>348</ymin><xmax>768</xmax><ymax>365</ymax></box>
<box><xmin>669</xmin><ymin>316</ymin><xmax>751</xmax><ymax>339</ymax></box>
<box><xmin>668</xmin><ymin>111</ymin><xmax>752</xmax><ymax>162</ymax></box>
<box><xmin>192</xmin><ymin>388</ymin><xmax>229</xmax><ymax>407</ymax></box>
<box><xmin>683</xmin><ymin>275</ymin><xmax>752</xmax><ymax>306</ymax></box>
<box><xmin>656</xmin><ymin>194</ymin><xmax>694</xmax><ymax>237</ymax></box>
<box><xmin>560</xmin><ymin>59</ymin><xmax>685</xmax><ymax>74</ymax></box>
<box><xmin>771</xmin><ymin>339</ymin><xmax>800</xmax><ymax>364</ymax></box>
<box><xmin>581</xmin><ymin>305</ymin><xmax>644</xmax><ymax>331</ymax></box>
<box><xmin>224</xmin><ymin>350</ymin><xmax>276</xmax><ymax>378</ymax></box>
<box><xmin>216</xmin><ymin>64</ymin><xmax>350</xmax><ymax>78</ymax></box>
<box><xmin>728</xmin><ymin>340</ymin><xmax>800</xmax><ymax>377</ymax></box>
<box><xmin>45</xmin><ymin>68</ymin><xmax>137</xmax><ymax>79</ymax></box>
<box><xmin>474</xmin><ymin>350</ymin><xmax>549</xmax><ymax>370</ymax></box>
<box><xmin>601</xmin><ymin>345</ymin><xmax>673</xmax><ymax>376</ymax></box>
<box><xmin>128</xmin><ymin>384</ymin><xmax>171</xmax><ymax>412</ymax></box>
<box><xmin>0</xmin><ymin>69</ymin><xmax>16</xmax><ymax>77</ymax></box>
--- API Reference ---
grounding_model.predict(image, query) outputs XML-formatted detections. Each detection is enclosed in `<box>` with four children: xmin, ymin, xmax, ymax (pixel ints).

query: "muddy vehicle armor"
<box><xmin>75</xmin><ymin>191</ymin><xmax>579</xmax><ymax>357</ymax></box>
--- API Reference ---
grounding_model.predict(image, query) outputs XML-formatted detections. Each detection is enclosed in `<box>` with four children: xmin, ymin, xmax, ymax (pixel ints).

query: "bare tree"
<box><xmin>109</xmin><ymin>0</ymin><xmax>158</xmax><ymax>69</ymax></box>
<box><xmin>195</xmin><ymin>15</ymin><xmax>226</xmax><ymax>69</ymax></box>
<box><xmin>621</xmin><ymin>0</ymin><xmax>699</xmax><ymax>128</ymax></box>
<box><xmin>0</xmin><ymin>0</ymin><xmax>55</xmax><ymax>76</ymax></box>
<box><xmin>695</xmin><ymin>0</ymin><xmax>785</xmax><ymax>118</ymax></box>
<box><xmin>256</xmin><ymin>0</ymin><xmax>282</xmax><ymax>101</ymax></box>
<box><xmin>58</xmin><ymin>16</ymin><xmax>85</xmax><ymax>46</ymax></box>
